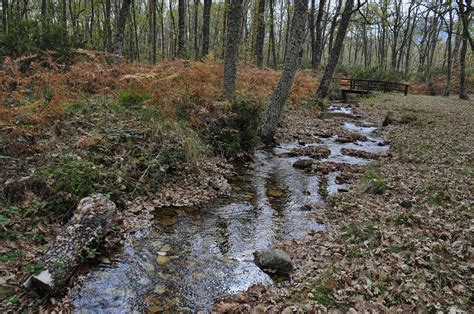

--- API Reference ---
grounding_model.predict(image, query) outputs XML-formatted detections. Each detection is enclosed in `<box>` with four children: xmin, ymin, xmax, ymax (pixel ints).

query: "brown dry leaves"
<box><xmin>215</xmin><ymin>94</ymin><xmax>473</xmax><ymax>312</ymax></box>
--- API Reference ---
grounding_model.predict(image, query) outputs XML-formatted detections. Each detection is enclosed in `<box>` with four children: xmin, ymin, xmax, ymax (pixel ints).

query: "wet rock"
<box><xmin>335</xmin><ymin>133</ymin><xmax>368</xmax><ymax>143</ymax></box>
<box><xmin>297</xmin><ymin>140</ymin><xmax>306</xmax><ymax>146</ymax></box>
<box><xmin>289</xmin><ymin>146</ymin><xmax>331</xmax><ymax>159</ymax></box>
<box><xmin>254</xmin><ymin>249</ymin><xmax>294</xmax><ymax>274</ymax></box>
<box><xmin>292</xmin><ymin>159</ymin><xmax>315</xmax><ymax>169</ymax></box>
<box><xmin>337</xmin><ymin>188</ymin><xmax>350</xmax><ymax>192</ymax></box>
<box><xmin>341</xmin><ymin>148</ymin><xmax>383</xmax><ymax>159</ymax></box>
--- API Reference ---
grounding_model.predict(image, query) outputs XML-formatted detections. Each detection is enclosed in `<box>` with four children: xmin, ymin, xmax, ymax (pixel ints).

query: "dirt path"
<box><xmin>215</xmin><ymin>94</ymin><xmax>473</xmax><ymax>312</ymax></box>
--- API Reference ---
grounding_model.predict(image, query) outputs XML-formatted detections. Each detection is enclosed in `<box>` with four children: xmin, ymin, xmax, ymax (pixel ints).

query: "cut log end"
<box><xmin>23</xmin><ymin>193</ymin><xmax>118</xmax><ymax>294</ymax></box>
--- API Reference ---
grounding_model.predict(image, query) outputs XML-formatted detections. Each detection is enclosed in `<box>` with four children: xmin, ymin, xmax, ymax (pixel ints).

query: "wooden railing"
<box><xmin>333</xmin><ymin>78</ymin><xmax>410</xmax><ymax>96</ymax></box>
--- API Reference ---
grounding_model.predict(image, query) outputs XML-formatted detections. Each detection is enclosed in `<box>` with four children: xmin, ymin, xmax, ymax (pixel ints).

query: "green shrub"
<box><xmin>0</xmin><ymin>20</ymin><xmax>72</xmax><ymax>61</ymax></box>
<box><xmin>206</xmin><ymin>96</ymin><xmax>263</xmax><ymax>157</ymax></box>
<box><xmin>40</xmin><ymin>156</ymin><xmax>101</xmax><ymax>214</ymax></box>
<box><xmin>117</xmin><ymin>88</ymin><xmax>153</xmax><ymax>108</ymax></box>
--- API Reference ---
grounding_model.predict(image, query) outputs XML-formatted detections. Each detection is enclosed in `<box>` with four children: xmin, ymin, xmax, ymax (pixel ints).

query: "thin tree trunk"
<box><xmin>309</xmin><ymin>0</ymin><xmax>316</xmax><ymax>69</ymax></box>
<box><xmin>201</xmin><ymin>0</ymin><xmax>211</xmax><ymax>57</ymax></box>
<box><xmin>269</xmin><ymin>0</ymin><xmax>277</xmax><ymax>68</ymax></box>
<box><xmin>316</xmin><ymin>0</ymin><xmax>355</xmax><ymax>99</ymax></box>
<box><xmin>443</xmin><ymin>4</ymin><xmax>453</xmax><ymax>96</ymax></box>
<box><xmin>259</xmin><ymin>0</ymin><xmax>308</xmax><ymax>142</ymax></box>
<box><xmin>222</xmin><ymin>0</ymin><xmax>243</xmax><ymax>99</ymax></box>
<box><xmin>193</xmin><ymin>0</ymin><xmax>199</xmax><ymax>60</ymax></box>
<box><xmin>313</xmin><ymin>0</ymin><xmax>326</xmax><ymax>69</ymax></box>
<box><xmin>104</xmin><ymin>0</ymin><xmax>112</xmax><ymax>51</ymax></box>
<box><xmin>2</xmin><ymin>0</ymin><xmax>8</xmax><ymax>33</ymax></box>
<box><xmin>254</xmin><ymin>0</ymin><xmax>266</xmax><ymax>67</ymax></box>
<box><xmin>177</xmin><ymin>0</ymin><xmax>186</xmax><ymax>58</ymax></box>
<box><xmin>151</xmin><ymin>0</ymin><xmax>157</xmax><ymax>63</ymax></box>
<box><xmin>114</xmin><ymin>0</ymin><xmax>133</xmax><ymax>61</ymax></box>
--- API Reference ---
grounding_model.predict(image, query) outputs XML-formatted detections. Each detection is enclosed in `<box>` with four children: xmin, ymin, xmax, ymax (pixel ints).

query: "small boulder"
<box><xmin>292</xmin><ymin>159</ymin><xmax>315</xmax><ymax>169</ymax></box>
<box><xmin>254</xmin><ymin>249</ymin><xmax>294</xmax><ymax>274</ymax></box>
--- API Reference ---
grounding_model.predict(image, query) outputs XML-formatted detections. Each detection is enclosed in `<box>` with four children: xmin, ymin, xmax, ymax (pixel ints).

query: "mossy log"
<box><xmin>23</xmin><ymin>194</ymin><xmax>118</xmax><ymax>293</ymax></box>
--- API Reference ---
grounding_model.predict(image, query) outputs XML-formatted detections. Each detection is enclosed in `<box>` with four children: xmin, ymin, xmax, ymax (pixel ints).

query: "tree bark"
<box><xmin>2</xmin><ymin>0</ymin><xmax>8</xmax><ymax>33</ymax></box>
<box><xmin>316</xmin><ymin>0</ymin><xmax>355</xmax><ymax>99</ymax></box>
<box><xmin>443</xmin><ymin>3</ymin><xmax>453</xmax><ymax>96</ymax></box>
<box><xmin>23</xmin><ymin>194</ymin><xmax>118</xmax><ymax>293</ymax></box>
<box><xmin>193</xmin><ymin>0</ymin><xmax>199</xmax><ymax>60</ymax></box>
<box><xmin>313</xmin><ymin>0</ymin><xmax>326</xmax><ymax>69</ymax></box>
<box><xmin>222</xmin><ymin>0</ymin><xmax>243</xmax><ymax>99</ymax></box>
<box><xmin>114</xmin><ymin>0</ymin><xmax>133</xmax><ymax>62</ymax></box>
<box><xmin>268</xmin><ymin>0</ymin><xmax>277</xmax><ymax>68</ymax></box>
<box><xmin>201</xmin><ymin>0</ymin><xmax>211</xmax><ymax>57</ymax></box>
<box><xmin>150</xmin><ymin>0</ymin><xmax>157</xmax><ymax>63</ymax></box>
<box><xmin>177</xmin><ymin>0</ymin><xmax>186</xmax><ymax>58</ymax></box>
<box><xmin>259</xmin><ymin>0</ymin><xmax>308</xmax><ymax>142</ymax></box>
<box><xmin>254</xmin><ymin>0</ymin><xmax>266</xmax><ymax>67</ymax></box>
<box><xmin>459</xmin><ymin>29</ymin><xmax>469</xmax><ymax>99</ymax></box>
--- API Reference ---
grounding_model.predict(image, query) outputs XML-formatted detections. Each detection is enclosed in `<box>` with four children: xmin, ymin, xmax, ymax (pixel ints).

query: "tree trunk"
<box><xmin>309</xmin><ymin>0</ymin><xmax>316</xmax><ymax>69</ymax></box>
<box><xmin>193</xmin><ymin>0</ymin><xmax>199</xmax><ymax>60</ymax></box>
<box><xmin>177</xmin><ymin>0</ymin><xmax>186</xmax><ymax>58</ymax></box>
<box><xmin>313</xmin><ymin>0</ymin><xmax>326</xmax><ymax>69</ymax></box>
<box><xmin>443</xmin><ymin>3</ymin><xmax>453</xmax><ymax>96</ymax></box>
<box><xmin>2</xmin><ymin>0</ymin><xmax>8</xmax><ymax>33</ymax></box>
<box><xmin>23</xmin><ymin>194</ymin><xmax>118</xmax><ymax>293</ymax></box>
<box><xmin>316</xmin><ymin>0</ymin><xmax>354</xmax><ymax>99</ymax></box>
<box><xmin>151</xmin><ymin>0</ymin><xmax>157</xmax><ymax>63</ymax></box>
<box><xmin>201</xmin><ymin>0</ymin><xmax>211</xmax><ymax>57</ymax></box>
<box><xmin>259</xmin><ymin>0</ymin><xmax>308</xmax><ymax>142</ymax></box>
<box><xmin>114</xmin><ymin>0</ymin><xmax>133</xmax><ymax>61</ymax></box>
<box><xmin>222</xmin><ymin>0</ymin><xmax>243</xmax><ymax>99</ymax></box>
<box><xmin>103</xmin><ymin>0</ymin><xmax>112</xmax><ymax>52</ymax></box>
<box><xmin>268</xmin><ymin>0</ymin><xmax>277</xmax><ymax>68</ymax></box>
<box><xmin>254</xmin><ymin>0</ymin><xmax>266</xmax><ymax>67</ymax></box>
<box><xmin>459</xmin><ymin>30</ymin><xmax>469</xmax><ymax>99</ymax></box>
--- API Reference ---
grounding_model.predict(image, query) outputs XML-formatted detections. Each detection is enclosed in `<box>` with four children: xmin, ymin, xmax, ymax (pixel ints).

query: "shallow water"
<box><xmin>72</xmin><ymin>105</ymin><xmax>388</xmax><ymax>313</ymax></box>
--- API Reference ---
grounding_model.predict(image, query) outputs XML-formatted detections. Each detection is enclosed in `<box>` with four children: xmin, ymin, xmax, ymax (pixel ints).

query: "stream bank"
<box><xmin>71</xmin><ymin>102</ymin><xmax>388</xmax><ymax>312</ymax></box>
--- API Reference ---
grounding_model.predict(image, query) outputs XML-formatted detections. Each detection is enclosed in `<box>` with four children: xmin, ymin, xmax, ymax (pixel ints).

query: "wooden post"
<box><xmin>404</xmin><ymin>84</ymin><xmax>408</xmax><ymax>96</ymax></box>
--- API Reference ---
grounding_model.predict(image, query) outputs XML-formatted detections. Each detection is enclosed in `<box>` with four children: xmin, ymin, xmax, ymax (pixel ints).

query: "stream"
<box><xmin>72</xmin><ymin>104</ymin><xmax>388</xmax><ymax>312</ymax></box>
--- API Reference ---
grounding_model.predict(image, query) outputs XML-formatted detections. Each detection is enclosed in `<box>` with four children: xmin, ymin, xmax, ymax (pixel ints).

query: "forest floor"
<box><xmin>215</xmin><ymin>93</ymin><xmax>473</xmax><ymax>312</ymax></box>
<box><xmin>0</xmin><ymin>55</ymin><xmax>472</xmax><ymax>311</ymax></box>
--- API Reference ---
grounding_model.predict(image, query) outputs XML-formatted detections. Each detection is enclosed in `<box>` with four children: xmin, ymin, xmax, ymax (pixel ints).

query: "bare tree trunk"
<box><xmin>259</xmin><ymin>0</ymin><xmax>308</xmax><ymax>142</ymax></box>
<box><xmin>201</xmin><ymin>0</ymin><xmax>211</xmax><ymax>57</ymax></box>
<box><xmin>327</xmin><ymin>0</ymin><xmax>342</xmax><ymax>53</ymax></box>
<box><xmin>170</xmin><ymin>0</ymin><xmax>177</xmax><ymax>58</ymax></box>
<box><xmin>222</xmin><ymin>0</ymin><xmax>243</xmax><ymax>99</ymax></box>
<box><xmin>103</xmin><ymin>0</ymin><xmax>112</xmax><ymax>52</ymax></box>
<box><xmin>312</xmin><ymin>0</ymin><xmax>326</xmax><ymax>69</ymax></box>
<box><xmin>2</xmin><ymin>0</ymin><xmax>8</xmax><ymax>33</ymax></box>
<box><xmin>443</xmin><ymin>3</ymin><xmax>453</xmax><ymax>96</ymax></box>
<box><xmin>160</xmin><ymin>0</ymin><xmax>165</xmax><ymax>59</ymax></box>
<box><xmin>177</xmin><ymin>0</ymin><xmax>186</xmax><ymax>58</ymax></box>
<box><xmin>114</xmin><ymin>0</ymin><xmax>133</xmax><ymax>61</ymax></box>
<box><xmin>459</xmin><ymin>23</ymin><xmax>469</xmax><ymax>99</ymax></box>
<box><xmin>269</xmin><ymin>0</ymin><xmax>277</xmax><ymax>68</ymax></box>
<box><xmin>309</xmin><ymin>0</ymin><xmax>316</xmax><ymax>69</ymax></box>
<box><xmin>253</xmin><ymin>0</ymin><xmax>266</xmax><ymax>67</ymax></box>
<box><xmin>193</xmin><ymin>0</ymin><xmax>199</xmax><ymax>60</ymax></box>
<box><xmin>151</xmin><ymin>0</ymin><xmax>157</xmax><ymax>63</ymax></box>
<box><xmin>316</xmin><ymin>0</ymin><xmax>355</xmax><ymax>99</ymax></box>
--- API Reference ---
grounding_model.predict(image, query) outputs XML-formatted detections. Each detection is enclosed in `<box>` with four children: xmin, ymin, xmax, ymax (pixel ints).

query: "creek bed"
<box><xmin>72</xmin><ymin>105</ymin><xmax>388</xmax><ymax>312</ymax></box>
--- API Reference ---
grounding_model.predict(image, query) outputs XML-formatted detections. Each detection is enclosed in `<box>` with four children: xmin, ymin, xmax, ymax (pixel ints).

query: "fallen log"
<box><xmin>23</xmin><ymin>193</ymin><xmax>118</xmax><ymax>293</ymax></box>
